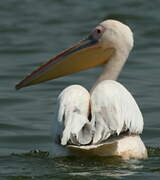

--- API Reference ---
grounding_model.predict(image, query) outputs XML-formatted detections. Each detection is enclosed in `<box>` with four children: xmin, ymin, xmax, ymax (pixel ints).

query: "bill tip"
<box><xmin>15</xmin><ymin>83</ymin><xmax>22</xmax><ymax>90</ymax></box>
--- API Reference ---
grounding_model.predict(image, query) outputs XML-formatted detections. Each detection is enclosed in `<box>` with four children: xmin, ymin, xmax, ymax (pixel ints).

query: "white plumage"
<box><xmin>58</xmin><ymin>80</ymin><xmax>143</xmax><ymax>146</ymax></box>
<box><xmin>58</xmin><ymin>85</ymin><xmax>92</xmax><ymax>145</ymax></box>
<box><xmin>91</xmin><ymin>80</ymin><xmax>143</xmax><ymax>144</ymax></box>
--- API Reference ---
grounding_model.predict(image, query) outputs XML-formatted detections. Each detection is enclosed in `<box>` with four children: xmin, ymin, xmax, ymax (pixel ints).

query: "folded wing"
<box><xmin>91</xmin><ymin>80</ymin><xmax>143</xmax><ymax>144</ymax></box>
<box><xmin>57</xmin><ymin>85</ymin><xmax>92</xmax><ymax>145</ymax></box>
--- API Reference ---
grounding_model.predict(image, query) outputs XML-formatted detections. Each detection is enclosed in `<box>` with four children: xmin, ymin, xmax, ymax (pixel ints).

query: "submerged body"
<box><xmin>68</xmin><ymin>135</ymin><xmax>147</xmax><ymax>159</ymax></box>
<box><xmin>16</xmin><ymin>20</ymin><xmax>148</xmax><ymax>159</ymax></box>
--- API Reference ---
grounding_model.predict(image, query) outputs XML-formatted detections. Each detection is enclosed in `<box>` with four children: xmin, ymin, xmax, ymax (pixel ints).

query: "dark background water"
<box><xmin>0</xmin><ymin>0</ymin><xmax>160</xmax><ymax>179</ymax></box>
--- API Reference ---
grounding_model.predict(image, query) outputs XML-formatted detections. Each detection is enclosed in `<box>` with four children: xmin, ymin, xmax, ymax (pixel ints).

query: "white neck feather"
<box><xmin>91</xmin><ymin>50</ymin><xmax>129</xmax><ymax>91</ymax></box>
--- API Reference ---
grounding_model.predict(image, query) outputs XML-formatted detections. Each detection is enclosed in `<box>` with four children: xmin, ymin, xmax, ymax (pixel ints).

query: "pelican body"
<box><xmin>16</xmin><ymin>20</ymin><xmax>147</xmax><ymax>159</ymax></box>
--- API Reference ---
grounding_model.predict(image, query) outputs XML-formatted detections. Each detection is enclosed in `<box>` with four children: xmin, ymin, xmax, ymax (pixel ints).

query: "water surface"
<box><xmin>0</xmin><ymin>0</ymin><xmax>160</xmax><ymax>179</ymax></box>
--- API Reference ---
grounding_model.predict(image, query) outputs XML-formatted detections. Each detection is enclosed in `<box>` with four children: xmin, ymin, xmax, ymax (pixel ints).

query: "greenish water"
<box><xmin>0</xmin><ymin>0</ymin><xmax>160</xmax><ymax>179</ymax></box>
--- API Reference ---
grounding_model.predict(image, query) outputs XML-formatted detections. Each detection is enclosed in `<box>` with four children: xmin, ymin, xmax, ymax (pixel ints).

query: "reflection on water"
<box><xmin>1</xmin><ymin>147</ymin><xmax>160</xmax><ymax>180</ymax></box>
<box><xmin>0</xmin><ymin>0</ymin><xmax>160</xmax><ymax>179</ymax></box>
<box><xmin>0</xmin><ymin>151</ymin><xmax>143</xmax><ymax>179</ymax></box>
<box><xmin>57</xmin><ymin>156</ymin><xmax>141</xmax><ymax>178</ymax></box>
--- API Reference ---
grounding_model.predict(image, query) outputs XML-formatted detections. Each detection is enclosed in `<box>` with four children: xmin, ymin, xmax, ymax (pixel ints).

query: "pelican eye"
<box><xmin>96</xmin><ymin>29</ymin><xmax>101</xmax><ymax>34</ymax></box>
<box><xmin>91</xmin><ymin>26</ymin><xmax>105</xmax><ymax>40</ymax></box>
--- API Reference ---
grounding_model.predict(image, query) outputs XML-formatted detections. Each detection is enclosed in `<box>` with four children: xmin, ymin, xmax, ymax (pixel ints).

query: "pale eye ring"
<box><xmin>91</xmin><ymin>25</ymin><xmax>105</xmax><ymax>40</ymax></box>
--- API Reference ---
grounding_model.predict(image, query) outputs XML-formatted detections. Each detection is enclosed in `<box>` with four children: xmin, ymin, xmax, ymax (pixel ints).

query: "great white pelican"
<box><xmin>16</xmin><ymin>20</ymin><xmax>147</xmax><ymax>159</ymax></box>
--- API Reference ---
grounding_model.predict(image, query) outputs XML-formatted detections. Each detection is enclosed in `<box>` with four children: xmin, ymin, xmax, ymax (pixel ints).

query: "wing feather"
<box><xmin>57</xmin><ymin>85</ymin><xmax>92</xmax><ymax>145</ymax></box>
<box><xmin>91</xmin><ymin>80</ymin><xmax>143</xmax><ymax>144</ymax></box>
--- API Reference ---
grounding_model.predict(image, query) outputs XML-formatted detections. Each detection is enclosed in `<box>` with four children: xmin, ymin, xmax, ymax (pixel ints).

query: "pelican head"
<box><xmin>99</xmin><ymin>20</ymin><xmax>133</xmax><ymax>52</ymax></box>
<box><xmin>16</xmin><ymin>20</ymin><xmax>134</xmax><ymax>89</ymax></box>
